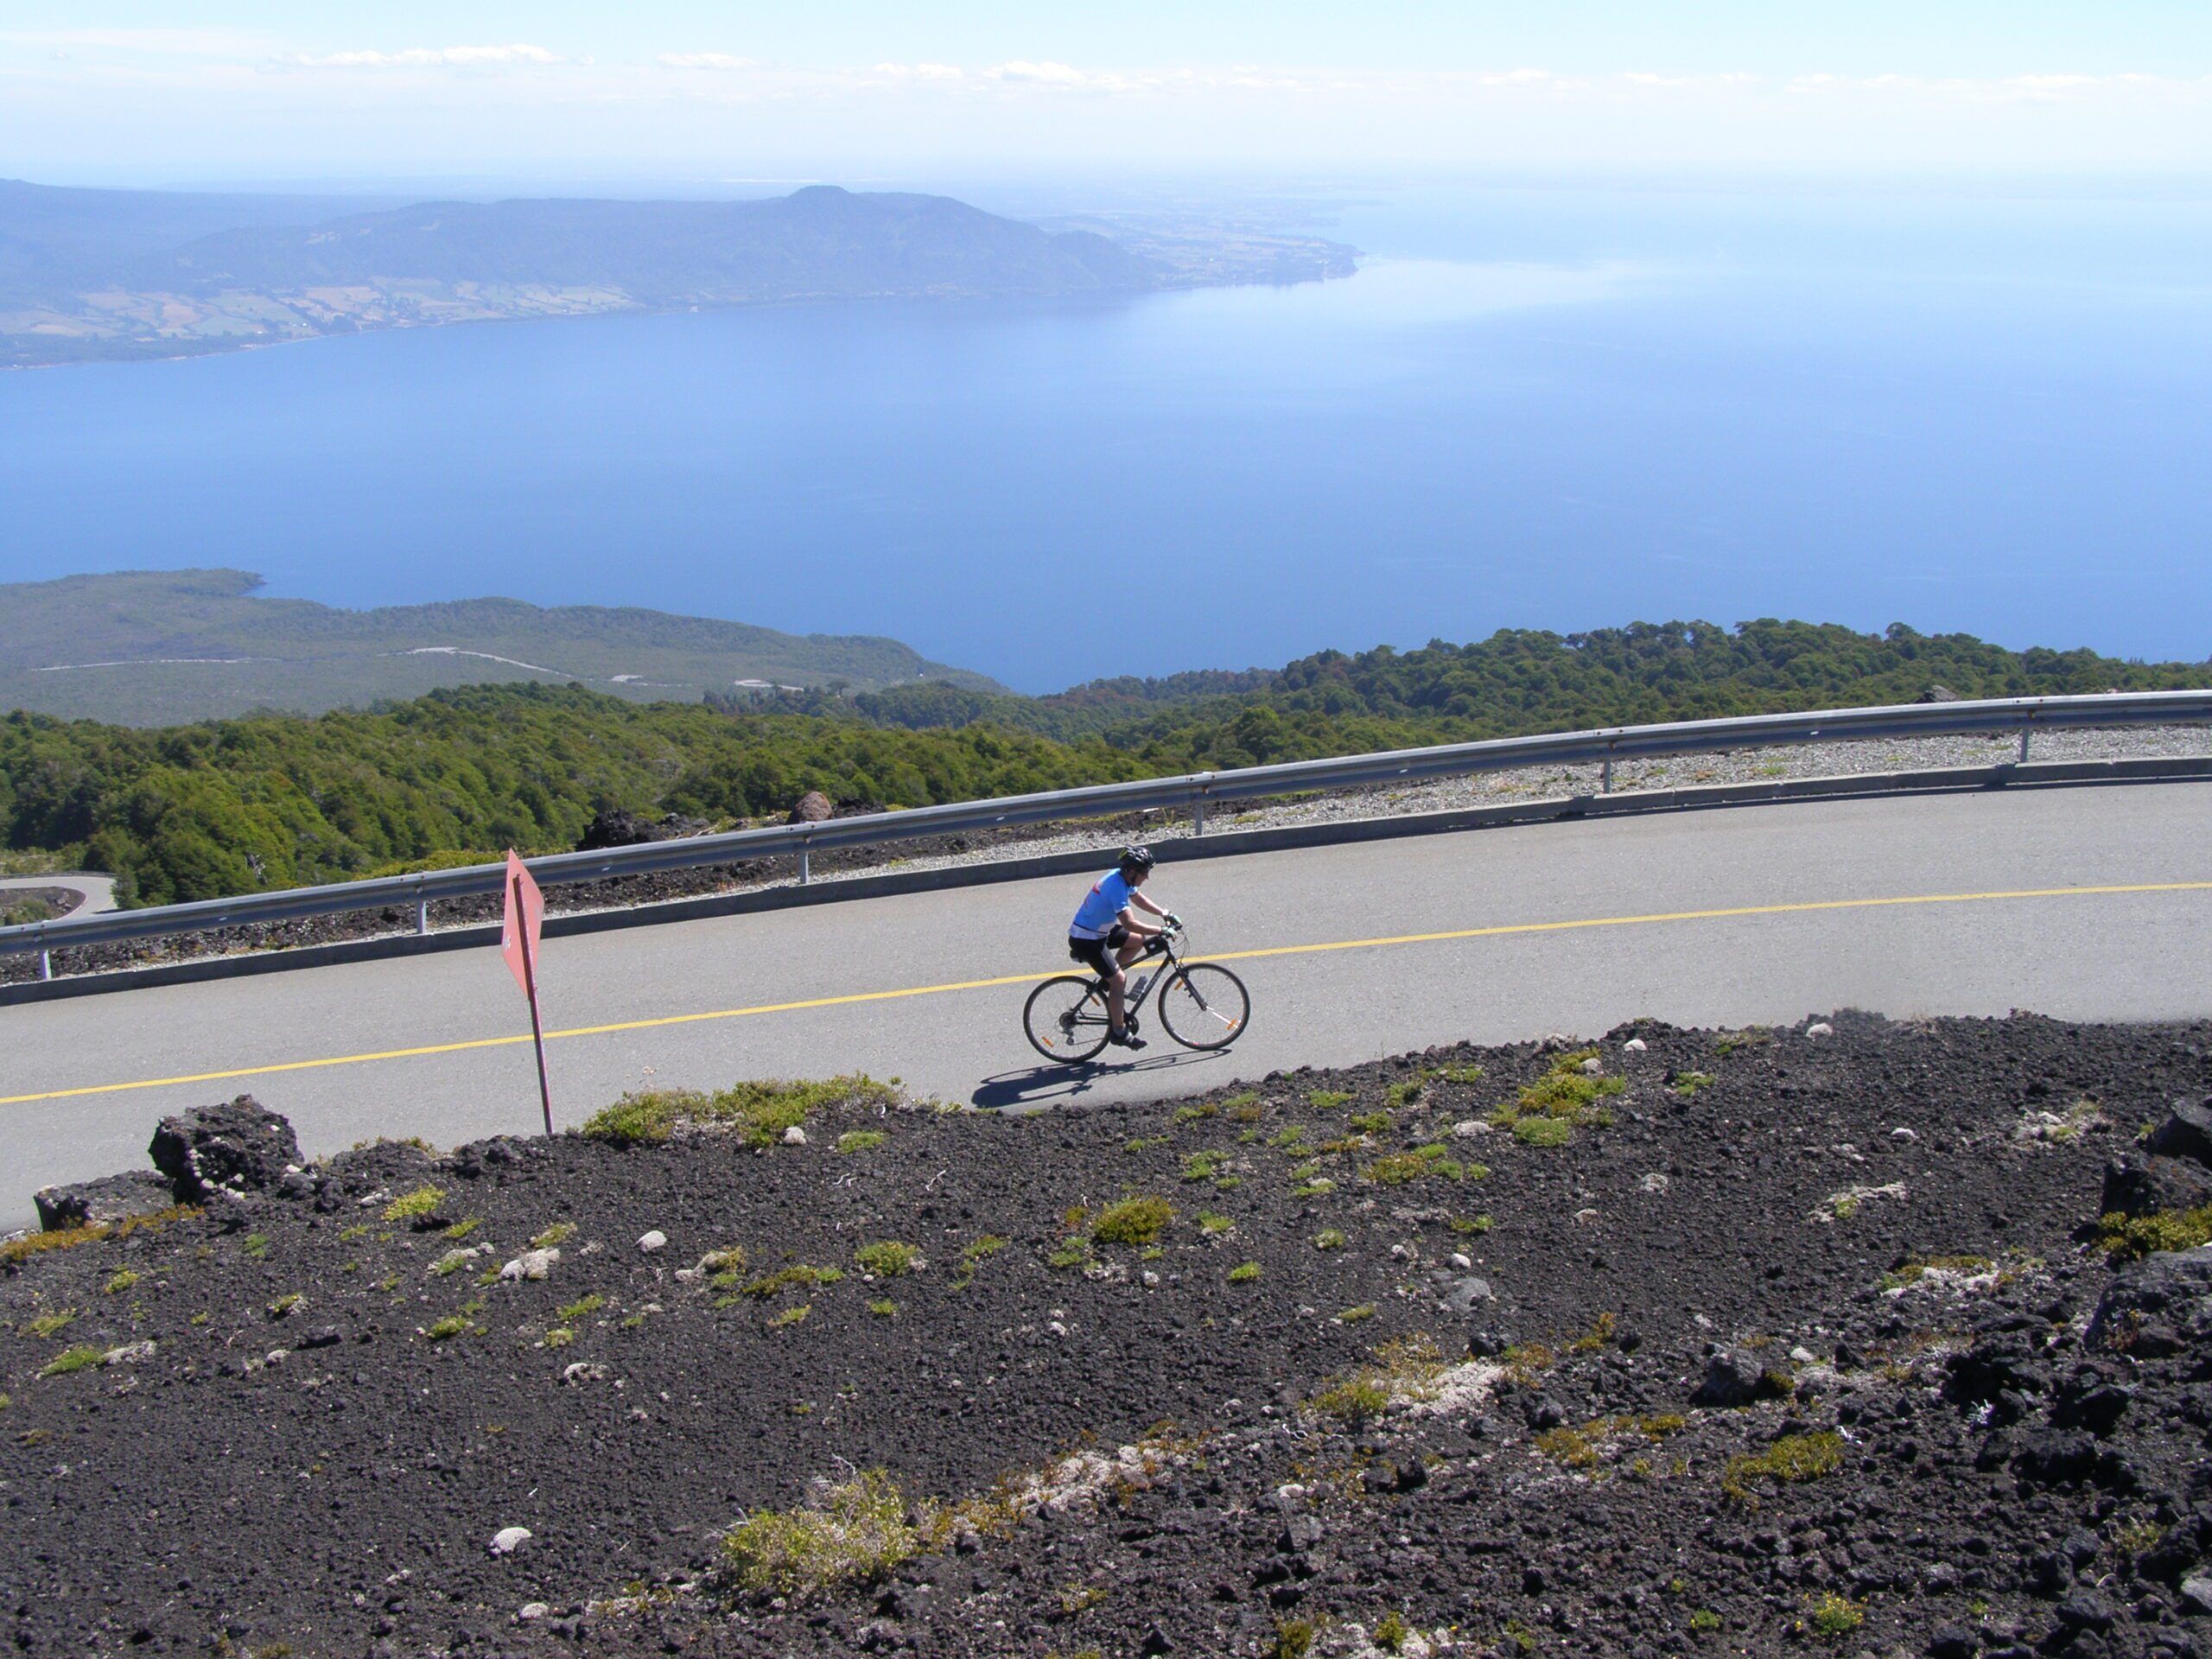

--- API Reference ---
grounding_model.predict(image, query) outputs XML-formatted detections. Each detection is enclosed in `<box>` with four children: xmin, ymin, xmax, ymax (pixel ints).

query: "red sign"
<box><xmin>499</xmin><ymin>851</ymin><xmax>543</xmax><ymax>999</ymax></box>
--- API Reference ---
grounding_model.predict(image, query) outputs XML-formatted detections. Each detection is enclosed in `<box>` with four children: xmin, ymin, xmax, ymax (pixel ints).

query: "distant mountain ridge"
<box><xmin>0</xmin><ymin>181</ymin><xmax>1357</xmax><ymax>365</ymax></box>
<box><xmin>0</xmin><ymin>569</ymin><xmax>1001</xmax><ymax>725</ymax></box>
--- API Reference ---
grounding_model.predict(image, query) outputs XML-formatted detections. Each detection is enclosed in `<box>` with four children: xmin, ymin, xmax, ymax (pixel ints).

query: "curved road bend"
<box><xmin>4</xmin><ymin>785</ymin><xmax>2209</xmax><ymax>1229</ymax></box>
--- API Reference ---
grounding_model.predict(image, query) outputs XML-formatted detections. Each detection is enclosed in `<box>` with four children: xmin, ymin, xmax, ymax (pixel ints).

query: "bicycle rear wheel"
<box><xmin>1023</xmin><ymin>976</ymin><xmax>1113</xmax><ymax>1064</ymax></box>
<box><xmin>1158</xmin><ymin>963</ymin><xmax>1250</xmax><ymax>1051</ymax></box>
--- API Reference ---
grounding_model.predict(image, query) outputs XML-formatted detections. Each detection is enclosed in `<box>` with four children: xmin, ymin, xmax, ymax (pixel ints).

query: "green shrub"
<box><xmin>39</xmin><ymin>1345</ymin><xmax>105</xmax><ymax>1377</ymax></box>
<box><xmin>1313</xmin><ymin>1229</ymin><xmax>1347</xmax><ymax>1250</ymax></box>
<box><xmin>556</xmin><ymin>1293</ymin><xmax>606</xmax><ymax>1322</ymax></box>
<box><xmin>1306</xmin><ymin>1090</ymin><xmax>1354</xmax><ymax>1109</ymax></box>
<box><xmin>1804</xmin><ymin>1592</ymin><xmax>1863</xmax><ymax>1637</ymax></box>
<box><xmin>1198</xmin><ymin>1212</ymin><xmax>1236</xmax><ymax>1235</ymax></box>
<box><xmin>723</xmin><ymin>1471</ymin><xmax>918</xmax><ymax>1596</ymax></box>
<box><xmin>1091</xmin><ymin>1197</ymin><xmax>1173</xmax><ymax>1247</ymax></box>
<box><xmin>1338</xmin><ymin>1304</ymin><xmax>1376</xmax><ymax>1323</ymax></box>
<box><xmin>1512</xmin><ymin>1116</ymin><xmax>1573</xmax><ymax>1147</ymax></box>
<box><xmin>835</xmin><ymin>1130</ymin><xmax>887</xmax><ymax>1154</ymax></box>
<box><xmin>868</xmin><ymin>1299</ymin><xmax>898</xmax><ymax>1319</ymax></box>
<box><xmin>1179</xmin><ymin>1151</ymin><xmax>1223</xmax><ymax>1182</ymax></box>
<box><xmin>1228</xmin><ymin>1261</ymin><xmax>1262</xmax><ymax>1283</ymax></box>
<box><xmin>382</xmin><ymin>1185</ymin><xmax>444</xmax><ymax>1222</ymax></box>
<box><xmin>580</xmin><ymin>1077</ymin><xmax>897</xmax><ymax>1147</ymax></box>
<box><xmin>422</xmin><ymin>1316</ymin><xmax>468</xmax><ymax>1341</ymax></box>
<box><xmin>1046</xmin><ymin>1236</ymin><xmax>1095</xmax><ymax>1272</ymax></box>
<box><xmin>951</xmin><ymin>1235</ymin><xmax>1007</xmax><ymax>1288</ymax></box>
<box><xmin>854</xmin><ymin>1241</ymin><xmax>920</xmax><ymax>1276</ymax></box>
<box><xmin>1373</xmin><ymin>1611</ymin><xmax>1411</xmax><ymax>1652</ymax></box>
<box><xmin>768</xmin><ymin>1303</ymin><xmax>810</xmax><ymax>1328</ymax></box>
<box><xmin>103</xmin><ymin>1269</ymin><xmax>138</xmax><ymax>1295</ymax></box>
<box><xmin>741</xmin><ymin>1266</ymin><xmax>841</xmax><ymax>1299</ymax></box>
<box><xmin>1363</xmin><ymin>1145</ymin><xmax>1463</xmax><ymax>1185</ymax></box>
<box><xmin>2096</xmin><ymin>1204</ymin><xmax>2212</xmax><ymax>1262</ymax></box>
<box><xmin>531</xmin><ymin>1222</ymin><xmax>576</xmax><ymax>1249</ymax></box>
<box><xmin>1723</xmin><ymin>1431</ymin><xmax>1843</xmax><ymax>1502</ymax></box>
<box><xmin>24</xmin><ymin>1309</ymin><xmax>76</xmax><ymax>1338</ymax></box>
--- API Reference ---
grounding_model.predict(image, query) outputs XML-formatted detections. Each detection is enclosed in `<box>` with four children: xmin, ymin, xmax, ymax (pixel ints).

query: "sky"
<box><xmin>1</xmin><ymin>3</ymin><xmax>2207</xmax><ymax>188</ymax></box>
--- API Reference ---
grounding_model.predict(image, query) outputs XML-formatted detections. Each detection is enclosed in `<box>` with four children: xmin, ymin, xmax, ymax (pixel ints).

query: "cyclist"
<box><xmin>1067</xmin><ymin>845</ymin><xmax>1179</xmax><ymax>1049</ymax></box>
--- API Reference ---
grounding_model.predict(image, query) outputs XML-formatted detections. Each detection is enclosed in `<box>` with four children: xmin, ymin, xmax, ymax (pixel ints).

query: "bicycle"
<box><xmin>1022</xmin><ymin>922</ymin><xmax>1252</xmax><ymax>1064</ymax></box>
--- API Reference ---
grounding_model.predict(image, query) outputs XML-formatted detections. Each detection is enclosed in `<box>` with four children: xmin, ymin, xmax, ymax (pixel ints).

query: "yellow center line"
<box><xmin>7</xmin><ymin>879</ymin><xmax>2208</xmax><ymax>1108</ymax></box>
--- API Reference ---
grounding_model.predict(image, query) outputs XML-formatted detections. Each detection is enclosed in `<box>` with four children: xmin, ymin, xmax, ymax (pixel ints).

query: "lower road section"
<box><xmin>4</xmin><ymin>784</ymin><xmax>2209</xmax><ymax>1228</ymax></box>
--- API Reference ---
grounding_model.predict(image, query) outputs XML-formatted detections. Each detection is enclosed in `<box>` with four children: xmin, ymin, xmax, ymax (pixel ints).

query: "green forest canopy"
<box><xmin>3</xmin><ymin>619</ymin><xmax>2202</xmax><ymax>907</ymax></box>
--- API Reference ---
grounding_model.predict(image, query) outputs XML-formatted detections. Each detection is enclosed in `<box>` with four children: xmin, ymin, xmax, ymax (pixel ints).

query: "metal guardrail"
<box><xmin>6</xmin><ymin>690</ymin><xmax>2209</xmax><ymax>979</ymax></box>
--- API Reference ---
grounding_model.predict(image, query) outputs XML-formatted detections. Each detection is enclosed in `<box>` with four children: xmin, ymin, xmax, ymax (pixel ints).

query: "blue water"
<box><xmin>4</xmin><ymin>181</ymin><xmax>2209</xmax><ymax>690</ymax></box>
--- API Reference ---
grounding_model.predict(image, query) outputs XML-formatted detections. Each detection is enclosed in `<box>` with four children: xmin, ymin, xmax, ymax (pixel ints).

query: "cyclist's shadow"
<box><xmin>969</xmin><ymin>1051</ymin><xmax>1226</xmax><ymax>1111</ymax></box>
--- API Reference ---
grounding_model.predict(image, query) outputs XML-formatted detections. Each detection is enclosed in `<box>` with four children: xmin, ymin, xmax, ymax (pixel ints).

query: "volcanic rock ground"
<box><xmin>4</xmin><ymin>1014</ymin><xmax>2212</xmax><ymax>1658</ymax></box>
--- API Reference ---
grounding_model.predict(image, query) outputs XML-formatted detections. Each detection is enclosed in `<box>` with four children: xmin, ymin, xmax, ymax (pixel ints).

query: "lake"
<box><xmin>4</xmin><ymin>179</ymin><xmax>2209</xmax><ymax>690</ymax></box>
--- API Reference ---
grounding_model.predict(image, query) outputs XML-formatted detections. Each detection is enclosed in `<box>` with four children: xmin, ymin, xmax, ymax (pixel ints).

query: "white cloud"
<box><xmin>985</xmin><ymin>60</ymin><xmax>1089</xmax><ymax>86</ymax></box>
<box><xmin>658</xmin><ymin>53</ymin><xmax>760</xmax><ymax>72</ymax></box>
<box><xmin>281</xmin><ymin>44</ymin><xmax>563</xmax><ymax>71</ymax></box>
<box><xmin>873</xmin><ymin>61</ymin><xmax>964</xmax><ymax>81</ymax></box>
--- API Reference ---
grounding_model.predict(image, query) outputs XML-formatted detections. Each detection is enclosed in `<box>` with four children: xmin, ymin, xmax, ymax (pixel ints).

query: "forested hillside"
<box><xmin>4</xmin><ymin>620</ymin><xmax>2203</xmax><ymax>908</ymax></box>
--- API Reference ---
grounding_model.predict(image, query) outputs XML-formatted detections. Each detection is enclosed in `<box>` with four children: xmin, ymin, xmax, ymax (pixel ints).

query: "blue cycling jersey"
<box><xmin>1070</xmin><ymin>869</ymin><xmax>1135</xmax><ymax>938</ymax></box>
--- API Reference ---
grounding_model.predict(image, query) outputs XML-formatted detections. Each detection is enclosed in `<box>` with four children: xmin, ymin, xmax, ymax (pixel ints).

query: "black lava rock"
<box><xmin>31</xmin><ymin>1169</ymin><xmax>178</xmax><ymax>1231</ymax></box>
<box><xmin>2087</xmin><ymin>1249</ymin><xmax>2212</xmax><ymax>1361</ymax></box>
<box><xmin>2144</xmin><ymin>1097</ymin><xmax>2212</xmax><ymax>1167</ymax></box>
<box><xmin>148</xmin><ymin>1096</ymin><xmax>302</xmax><ymax>1200</ymax></box>
<box><xmin>2100</xmin><ymin>1150</ymin><xmax>2212</xmax><ymax>1219</ymax></box>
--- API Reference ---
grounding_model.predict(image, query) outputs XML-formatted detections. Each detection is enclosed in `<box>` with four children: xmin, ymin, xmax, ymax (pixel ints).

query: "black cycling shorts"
<box><xmin>1068</xmin><ymin>925</ymin><xmax>1128</xmax><ymax>981</ymax></box>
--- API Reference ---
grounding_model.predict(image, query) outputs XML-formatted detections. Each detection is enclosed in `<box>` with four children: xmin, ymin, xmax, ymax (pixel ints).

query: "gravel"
<box><xmin>6</xmin><ymin>1011</ymin><xmax>2212</xmax><ymax>1656</ymax></box>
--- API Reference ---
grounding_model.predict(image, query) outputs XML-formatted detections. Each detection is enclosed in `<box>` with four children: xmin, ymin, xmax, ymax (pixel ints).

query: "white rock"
<box><xmin>1641</xmin><ymin>1172</ymin><xmax>1671</xmax><ymax>1193</ymax></box>
<box><xmin>1578</xmin><ymin>1058</ymin><xmax>1603</xmax><ymax>1076</ymax></box>
<box><xmin>562</xmin><ymin>1361</ymin><xmax>609</xmax><ymax>1383</ymax></box>
<box><xmin>637</xmin><ymin>1230</ymin><xmax>667</xmax><ymax>1254</ymax></box>
<box><xmin>1047</xmin><ymin>1320</ymin><xmax>1068</xmax><ymax>1338</ymax></box>
<box><xmin>1573</xmin><ymin>1207</ymin><xmax>1599</xmax><ymax>1224</ymax></box>
<box><xmin>1449</xmin><ymin>1253</ymin><xmax>1473</xmax><ymax>1271</ymax></box>
<box><xmin>1389</xmin><ymin>1242</ymin><xmax>1413</xmax><ymax>1261</ymax></box>
<box><xmin>1806</xmin><ymin>1021</ymin><xmax>1834</xmax><ymax>1039</ymax></box>
<box><xmin>500</xmin><ymin>1248</ymin><xmax>559</xmax><ymax>1282</ymax></box>
<box><xmin>102</xmin><ymin>1340</ymin><xmax>156</xmax><ymax>1366</ymax></box>
<box><xmin>488</xmin><ymin>1527</ymin><xmax>532</xmax><ymax>1556</ymax></box>
<box><xmin>2180</xmin><ymin>1574</ymin><xmax>2212</xmax><ymax>1616</ymax></box>
<box><xmin>781</xmin><ymin>1126</ymin><xmax>807</xmax><ymax>1146</ymax></box>
<box><xmin>1450</xmin><ymin>1119</ymin><xmax>1492</xmax><ymax>1140</ymax></box>
<box><xmin>1141</xmin><ymin>1271</ymin><xmax>1160</xmax><ymax>1287</ymax></box>
<box><xmin>518</xmin><ymin>1603</ymin><xmax>551</xmax><ymax>1621</ymax></box>
<box><xmin>1789</xmin><ymin>1345</ymin><xmax>1818</xmax><ymax>1364</ymax></box>
<box><xmin>1623</xmin><ymin>1038</ymin><xmax>1648</xmax><ymax>1052</ymax></box>
<box><xmin>1891</xmin><ymin>1127</ymin><xmax>1918</xmax><ymax>1143</ymax></box>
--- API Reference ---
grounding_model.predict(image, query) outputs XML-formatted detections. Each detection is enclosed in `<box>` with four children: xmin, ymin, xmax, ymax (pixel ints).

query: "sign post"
<box><xmin>499</xmin><ymin>850</ymin><xmax>553</xmax><ymax>1135</ymax></box>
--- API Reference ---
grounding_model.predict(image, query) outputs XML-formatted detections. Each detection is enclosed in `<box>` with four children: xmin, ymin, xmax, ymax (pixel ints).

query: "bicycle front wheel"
<box><xmin>1023</xmin><ymin>976</ymin><xmax>1113</xmax><ymax>1064</ymax></box>
<box><xmin>1158</xmin><ymin>963</ymin><xmax>1250</xmax><ymax>1051</ymax></box>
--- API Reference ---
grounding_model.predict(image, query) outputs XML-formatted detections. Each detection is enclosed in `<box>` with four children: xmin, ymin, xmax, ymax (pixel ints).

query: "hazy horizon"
<box><xmin>4</xmin><ymin>3</ymin><xmax>2206</xmax><ymax>183</ymax></box>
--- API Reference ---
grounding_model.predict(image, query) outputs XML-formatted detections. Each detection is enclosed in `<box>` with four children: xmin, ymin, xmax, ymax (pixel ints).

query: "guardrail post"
<box><xmin>1601</xmin><ymin>757</ymin><xmax>1614</xmax><ymax>794</ymax></box>
<box><xmin>1192</xmin><ymin>800</ymin><xmax>1205</xmax><ymax>837</ymax></box>
<box><xmin>798</xmin><ymin>847</ymin><xmax>811</xmax><ymax>886</ymax></box>
<box><xmin>415</xmin><ymin>898</ymin><xmax>429</xmax><ymax>936</ymax></box>
<box><xmin>38</xmin><ymin>947</ymin><xmax>52</xmax><ymax>982</ymax></box>
<box><xmin>2018</xmin><ymin>728</ymin><xmax>2032</xmax><ymax>764</ymax></box>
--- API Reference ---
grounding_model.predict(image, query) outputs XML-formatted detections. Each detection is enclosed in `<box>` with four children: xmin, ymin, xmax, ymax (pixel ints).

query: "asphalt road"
<box><xmin>0</xmin><ymin>874</ymin><xmax>117</xmax><ymax>914</ymax></box>
<box><xmin>6</xmin><ymin>785</ymin><xmax>2210</xmax><ymax>1230</ymax></box>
